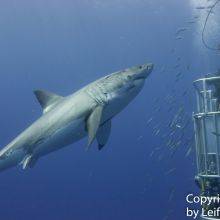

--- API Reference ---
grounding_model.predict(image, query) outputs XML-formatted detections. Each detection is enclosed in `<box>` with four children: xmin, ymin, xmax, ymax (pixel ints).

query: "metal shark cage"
<box><xmin>193</xmin><ymin>75</ymin><xmax>220</xmax><ymax>220</ymax></box>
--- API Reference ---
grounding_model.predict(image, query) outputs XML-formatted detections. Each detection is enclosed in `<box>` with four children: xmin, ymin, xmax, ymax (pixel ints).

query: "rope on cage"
<box><xmin>202</xmin><ymin>0</ymin><xmax>220</xmax><ymax>51</ymax></box>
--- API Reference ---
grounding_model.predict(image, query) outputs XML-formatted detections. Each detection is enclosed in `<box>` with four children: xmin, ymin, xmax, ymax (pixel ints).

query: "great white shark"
<box><xmin>0</xmin><ymin>63</ymin><xmax>153</xmax><ymax>172</ymax></box>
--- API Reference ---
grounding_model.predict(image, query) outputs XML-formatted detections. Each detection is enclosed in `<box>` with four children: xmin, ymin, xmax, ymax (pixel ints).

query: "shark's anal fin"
<box><xmin>21</xmin><ymin>154</ymin><xmax>38</xmax><ymax>170</ymax></box>
<box><xmin>86</xmin><ymin>106</ymin><xmax>103</xmax><ymax>149</ymax></box>
<box><xmin>96</xmin><ymin>120</ymin><xmax>111</xmax><ymax>150</ymax></box>
<box><xmin>34</xmin><ymin>90</ymin><xmax>63</xmax><ymax>114</ymax></box>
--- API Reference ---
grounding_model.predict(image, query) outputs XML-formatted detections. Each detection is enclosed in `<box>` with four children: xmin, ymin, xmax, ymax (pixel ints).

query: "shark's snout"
<box><xmin>139</xmin><ymin>63</ymin><xmax>154</xmax><ymax>79</ymax></box>
<box><xmin>129</xmin><ymin>63</ymin><xmax>154</xmax><ymax>83</ymax></box>
<box><xmin>128</xmin><ymin>63</ymin><xmax>153</xmax><ymax>88</ymax></box>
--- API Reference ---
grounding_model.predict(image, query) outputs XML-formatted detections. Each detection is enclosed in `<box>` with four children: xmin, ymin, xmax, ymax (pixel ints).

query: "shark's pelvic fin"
<box><xmin>21</xmin><ymin>154</ymin><xmax>38</xmax><ymax>170</ymax></box>
<box><xmin>87</xmin><ymin>106</ymin><xmax>103</xmax><ymax>148</ymax></box>
<box><xmin>34</xmin><ymin>90</ymin><xmax>63</xmax><ymax>114</ymax></box>
<box><xmin>97</xmin><ymin>120</ymin><xmax>111</xmax><ymax>150</ymax></box>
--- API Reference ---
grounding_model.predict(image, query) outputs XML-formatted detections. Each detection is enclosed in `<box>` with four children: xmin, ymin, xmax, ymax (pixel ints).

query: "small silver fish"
<box><xmin>165</xmin><ymin>168</ymin><xmax>176</xmax><ymax>175</ymax></box>
<box><xmin>185</xmin><ymin>147</ymin><xmax>192</xmax><ymax>157</ymax></box>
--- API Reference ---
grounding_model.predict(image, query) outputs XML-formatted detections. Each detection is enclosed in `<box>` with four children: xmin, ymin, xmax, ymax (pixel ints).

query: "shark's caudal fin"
<box><xmin>34</xmin><ymin>90</ymin><xmax>64</xmax><ymax>114</ymax></box>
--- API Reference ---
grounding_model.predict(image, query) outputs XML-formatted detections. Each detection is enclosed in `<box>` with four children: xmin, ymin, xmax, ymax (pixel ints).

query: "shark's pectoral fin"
<box><xmin>34</xmin><ymin>90</ymin><xmax>64</xmax><ymax>114</ymax></box>
<box><xmin>21</xmin><ymin>154</ymin><xmax>38</xmax><ymax>170</ymax></box>
<box><xmin>96</xmin><ymin>120</ymin><xmax>111</xmax><ymax>150</ymax></box>
<box><xmin>86</xmin><ymin>106</ymin><xmax>104</xmax><ymax>148</ymax></box>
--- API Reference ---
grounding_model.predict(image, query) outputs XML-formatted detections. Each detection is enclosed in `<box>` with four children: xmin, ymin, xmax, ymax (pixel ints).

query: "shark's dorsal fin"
<box><xmin>34</xmin><ymin>90</ymin><xmax>63</xmax><ymax>114</ymax></box>
<box><xmin>86</xmin><ymin>106</ymin><xmax>103</xmax><ymax>149</ymax></box>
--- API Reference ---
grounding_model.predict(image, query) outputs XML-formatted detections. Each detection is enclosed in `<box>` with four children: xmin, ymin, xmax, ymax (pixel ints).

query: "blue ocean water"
<box><xmin>0</xmin><ymin>0</ymin><xmax>219</xmax><ymax>219</ymax></box>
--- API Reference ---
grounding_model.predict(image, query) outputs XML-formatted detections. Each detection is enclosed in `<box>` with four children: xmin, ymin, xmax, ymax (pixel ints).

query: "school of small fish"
<box><xmin>139</xmin><ymin>1</ymin><xmax>220</xmax><ymax>219</ymax></box>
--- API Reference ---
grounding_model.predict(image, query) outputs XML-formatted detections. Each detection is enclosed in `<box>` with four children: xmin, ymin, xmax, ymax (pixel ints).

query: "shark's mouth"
<box><xmin>135</xmin><ymin>76</ymin><xmax>146</xmax><ymax>80</ymax></box>
<box><xmin>133</xmin><ymin>78</ymin><xmax>145</xmax><ymax>89</ymax></box>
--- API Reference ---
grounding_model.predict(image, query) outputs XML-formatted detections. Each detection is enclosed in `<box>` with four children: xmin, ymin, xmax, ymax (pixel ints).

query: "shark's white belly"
<box><xmin>33</xmin><ymin>117</ymin><xmax>87</xmax><ymax>158</ymax></box>
<box><xmin>34</xmin><ymin>94</ymin><xmax>134</xmax><ymax>158</ymax></box>
<box><xmin>34</xmin><ymin>98</ymin><xmax>130</xmax><ymax>158</ymax></box>
<box><xmin>102</xmin><ymin>88</ymin><xmax>141</xmax><ymax>121</ymax></box>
